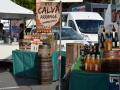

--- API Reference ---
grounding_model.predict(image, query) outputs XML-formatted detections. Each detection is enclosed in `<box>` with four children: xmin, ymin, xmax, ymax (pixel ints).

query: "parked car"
<box><xmin>52</xmin><ymin>26</ymin><xmax>89</xmax><ymax>51</ymax></box>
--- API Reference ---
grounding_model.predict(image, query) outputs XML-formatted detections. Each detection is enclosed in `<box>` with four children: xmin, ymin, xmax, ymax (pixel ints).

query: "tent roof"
<box><xmin>0</xmin><ymin>0</ymin><xmax>35</xmax><ymax>19</ymax></box>
<box><xmin>39</xmin><ymin>0</ymin><xmax>83</xmax><ymax>2</ymax></box>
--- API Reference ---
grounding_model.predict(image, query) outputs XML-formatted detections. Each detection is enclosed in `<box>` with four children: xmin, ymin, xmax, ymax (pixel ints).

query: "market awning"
<box><xmin>0</xmin><ymin>0</ymin><xmax>35</xmax><ymax>19</ymax></box>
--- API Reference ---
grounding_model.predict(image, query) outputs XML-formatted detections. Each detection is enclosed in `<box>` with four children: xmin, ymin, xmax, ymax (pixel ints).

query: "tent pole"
<box><xmin>9</xmin><ymin>20</ymin><xmax>12</xmax><ymax>38</ymax></box>
<box><xmin>59</xmin><ymin>1</ymin><xmax>62</xmax><ymax>90</ymax></box>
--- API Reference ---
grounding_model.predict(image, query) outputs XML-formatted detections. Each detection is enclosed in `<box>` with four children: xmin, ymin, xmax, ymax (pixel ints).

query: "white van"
<box><xmin>62</xmin><ymin>12</ymin><xmax>104</xmax><ymax>43</ymax></box>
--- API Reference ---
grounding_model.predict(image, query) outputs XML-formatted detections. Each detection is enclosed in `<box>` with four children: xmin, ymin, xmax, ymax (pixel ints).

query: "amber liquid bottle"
<box><xmin>104</xmin><ymin>32</ymin><xmax>112</xmax><ymax>51</ymax></box>
<box><xmin>85</xmin><ymin>54</ymin><xmax>91</xmax><ymax>72</ymax></box>
<box><xmin>94</xmin><ymin>54</ymin><xmax>101</xmax><ymax>72</ymax></box>
<box><xmin>90</xmin><ymin>54</ymin><xmax>95</xmax><ymax>72</ymax></box>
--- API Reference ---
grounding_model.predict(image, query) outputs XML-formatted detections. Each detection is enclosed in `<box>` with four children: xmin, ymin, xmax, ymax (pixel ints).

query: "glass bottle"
<box><xmin>85</xmin><ymin>54</ymin><xmax>90</xmax><ymax>71</ymax></box>
<box><xmin>115</xmin><ymin>32</ymin><xmax>119</xmax><ymax>48</ymax></box>
<box><xmin>80</xmin><ymin>50</ymin><xmax>85</xmax><ymax>70</ymax></box>
<box><xmin>104</xmin><ymin>32</ymin><xmax>112</xmax><ymax>51</ymax></box>
<box><xmin>95</xmin><ymin>54</ymin><xmax>101</xmax><ymax>72</ymax></box>
<box><xmin>100</xmin><ymin>27</ymin><xmax>106</xmax><ymax>49</ymax></box>
<box><xmin>112</xmin><ymin>25</ymin><xmax>116</xmax><ymax>48</ymax></box>
<box><xmin>90</xmin><ymin>54</ymin><xmax>95</xmax><ymax>72</ymax></box>
<box><xmin>112</xmin><ymin>26</ymin><xmax>120</xmax><ymax>48</ymax></box>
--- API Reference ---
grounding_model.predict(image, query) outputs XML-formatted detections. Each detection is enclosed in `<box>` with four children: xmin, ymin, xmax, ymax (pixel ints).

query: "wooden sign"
<box><xmin>36</xmin><ymin>0</ymin><xmax>60</xmax><ymax>33</ymax></box>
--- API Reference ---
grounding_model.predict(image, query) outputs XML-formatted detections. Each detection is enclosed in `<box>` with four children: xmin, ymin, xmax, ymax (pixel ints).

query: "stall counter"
<box><xmin>0</xmin><ymin>44</ymin><xmax>19</xmax><ymax>60</ymax></box>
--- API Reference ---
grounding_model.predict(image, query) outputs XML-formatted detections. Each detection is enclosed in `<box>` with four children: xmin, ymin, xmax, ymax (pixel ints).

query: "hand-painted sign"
<box><xmin>36</xmin><ymin>1</ymin><xmax>60</xmax><ymax>30</ymax></box>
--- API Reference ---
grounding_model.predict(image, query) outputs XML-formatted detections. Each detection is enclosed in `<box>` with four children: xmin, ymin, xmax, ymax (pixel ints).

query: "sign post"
<box><xmin>36</xmin><ymin>1</ymin><xmax>62</xmax><ymax>90</ymax></box>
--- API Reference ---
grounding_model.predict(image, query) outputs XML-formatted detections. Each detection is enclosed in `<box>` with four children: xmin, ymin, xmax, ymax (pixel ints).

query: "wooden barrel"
<box><xmin>39</xmin><ymin>58</ymin><xmax>53</xmax><ymax>84</ymax></box>
<box><xmin>103</xmin><ymin>50</ymin><xmax>120</xmax><ymax>60</ymax></box>
<box><xmin>101</xmin><ymin>60</ymin><xmax>120</xmax><ymax>73</ymax></box>
<box><xmin>38</xmin><ymin>45</ymin><xmax>51</xmax><ymax>59</ymax></box>
<box><xmin>102</xmin><ymin>50</ymin><xmax>120</xmax><ymax>73</ymax></box>
<box><xmin>38</xmin><ymin>45</ymin><xmax>53</xmax><ymax>84</ymax></box>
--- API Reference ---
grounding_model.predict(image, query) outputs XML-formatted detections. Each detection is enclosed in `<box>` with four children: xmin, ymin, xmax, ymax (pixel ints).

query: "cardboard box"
<box><xmin>66</xmin><ymin>43</ymin><xmax>84</xmax><ymax>66</ymax></box>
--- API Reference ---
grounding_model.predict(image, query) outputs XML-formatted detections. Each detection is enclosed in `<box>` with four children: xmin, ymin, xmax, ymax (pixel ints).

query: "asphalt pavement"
<box><xmin>0</xmin><ymin>71</ymin><xmax>59</xmax><ymax>90</ymax></box>
<box><xmin>0</xmin><ymin>61</ymin><xmax>59</xmax><ymax>90</ymax></box>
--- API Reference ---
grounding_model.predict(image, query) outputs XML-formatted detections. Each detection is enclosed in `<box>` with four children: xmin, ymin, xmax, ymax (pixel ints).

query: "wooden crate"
<box><xmin>66</xmin><ymin>43</ymin><xmax>84</xmax><ymax>66</ymax></box>
<box><xmin>19</xmin><ymin>39</ymin><xmax>31</xmax><ymax>51</ymax></box>
<box><xmin>66</xmin><ymin>43</ymin><xmax>77</xmax><ymax>66</ymax></box>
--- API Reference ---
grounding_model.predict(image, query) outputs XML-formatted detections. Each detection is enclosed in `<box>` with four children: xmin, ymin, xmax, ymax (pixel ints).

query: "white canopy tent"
<box><xmin>0</xmin><ymin>0</ymin><xmax>35</xmax><ymax>60</ymax></box>
<box><xmin>0</xmin><ymin>0</ymin><xmax>34</xmax><ymax>19</ymax></box>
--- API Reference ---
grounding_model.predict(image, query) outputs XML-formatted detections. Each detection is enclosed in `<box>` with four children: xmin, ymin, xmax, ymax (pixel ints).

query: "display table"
<box><xmin>12</xmin><ymin>50</ymin><xmax>39</xmax><ymax>79</ymax></box>
<box><xmin>69</xmin><ymin>56</ymin><xmax>119</xmax><ymax>90</ymax></box>
<box><xmin>0</xmin><ymin>44</ymin><xmax>19</xmax><ymax>60</ymax></box>
<box><xmin>52</xmin><ymin>51</ymin><xmax>66</xmax><ymax>81</ymax></box>
<box><xmin>69</xmin><ymin>70</ymin><xmax>109</xmax><ymax>90</ymax></box>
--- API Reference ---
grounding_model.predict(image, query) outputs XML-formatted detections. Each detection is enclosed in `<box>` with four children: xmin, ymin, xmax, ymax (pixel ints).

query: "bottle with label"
<box><xmin>95</xmin><ymin>43</ymin><xmax>100</xmax><ymax>55</ymax></box>
<box><xmin>88</xmin><ymin>44</ymin><xmax>94</xmax><ymax>55</ymax></box>
<box><xmin>85</xmin><ymin>54</ymin><xmax>91</xmax><ymax>71</ymax></box>
<box><xmin>112</xmin><ymin>25</ymin><xmax>116</xmax><ymax>48</ymax></box>
<box><xmin>100</xmin><ymin>27</ymin><xmax>106</xmax><ymax>49</ymax></box>
<box><xmin>90</xmin><ymin>54</ymin><xmax>95</xmax><ymax>72</ymax></box>
<box><xmin>112</xmin><ymin>26</ymin><xmax>119</xmax><ymax>48</ymax></box>
<box><xmin>80</xmin><ymin>50</ymin><xmax>85</xmax><ymax>70</ymax></box>
<box><xmin>115</xmin><ymin>32</ymin><xmax>119</xmax><ymax>48</ymax></box>
<box><xmin>104</xmin><ymin>32</ymin><xmax>112</xmax><ymax>51</ymax></box>
<box><xmin>95</xmin><ymin>54</ymin><xmax>101</xmax><ymax>72</ymax></box>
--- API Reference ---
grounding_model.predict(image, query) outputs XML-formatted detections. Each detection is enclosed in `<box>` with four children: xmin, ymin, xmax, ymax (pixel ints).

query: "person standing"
<box><xmin>19</xmin><ymin>23</ymin><xmax>25</xmax><ymax>40</ymax></box>
<box><xmin>0</xmin><ymin>23</ymin><xmax>5</xmax><ymax>40</ymax></box>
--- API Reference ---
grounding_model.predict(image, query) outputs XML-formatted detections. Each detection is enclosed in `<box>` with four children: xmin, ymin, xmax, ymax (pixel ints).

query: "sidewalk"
<box><xmin>0</xmin><ymin>61</ymin><xmax>59</xmax><ymax>90</ymax></box>
<box><xmin>0</xmin><ymin>71</ymin><xmax>59</xmax><ymax>90</ymax></box>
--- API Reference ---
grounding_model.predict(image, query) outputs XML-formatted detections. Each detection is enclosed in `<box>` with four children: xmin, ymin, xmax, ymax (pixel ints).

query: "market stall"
<box><xmin>0</xmin><ymin>0</ymin><xmax>35</xmax><ymax>60</ymax></box>
<box><xmin>65</xmin><ymin>24</ymin><xmax>120</xmax><ymax>90</ymax></box>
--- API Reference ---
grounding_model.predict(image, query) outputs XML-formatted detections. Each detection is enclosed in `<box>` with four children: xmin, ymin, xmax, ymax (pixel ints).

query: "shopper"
<box><xmin>19</xmin><ymin>23</ymin><xmax>25</xmax><ymax>40</ymax></box>
<box><xmin>0</xmin><ymin>23</ymin><xmax>5</xmax><ymax>40</ymax></box>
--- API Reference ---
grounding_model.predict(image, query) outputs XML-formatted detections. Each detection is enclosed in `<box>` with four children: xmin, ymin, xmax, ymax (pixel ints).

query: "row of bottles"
<box><xmin>99</xmin><ymin>25</ymin><xmax>119</xmax><ymax>50</ymax></box>
<box><xmin>37</xmin><ymin>29</ymin><xmax>52</xmax><ymax>33</ymax></box>
<box><xmin>85</xmin><ymin>54</ymin><xmax>101</xmax><ymax>72</ymax></box>
<box><xmin>24</xmin><ymin>32</ymin><xmax>53</xmax><ymax>41</ymax></box>
<box><xmin>80</xmin><ymin>43</ymin><xmax>100</xmax><ymax>56</ymax></box>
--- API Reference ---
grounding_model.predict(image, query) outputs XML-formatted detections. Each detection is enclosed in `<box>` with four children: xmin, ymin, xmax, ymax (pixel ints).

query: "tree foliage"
<box><xmin>11</xmin><ymin>0</ymin><xmax>36</xmax><ymax>13</ymax></box>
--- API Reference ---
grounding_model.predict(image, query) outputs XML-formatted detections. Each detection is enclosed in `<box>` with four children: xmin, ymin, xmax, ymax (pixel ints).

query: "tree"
<box><xmin>11</xmin><ymin>0</ymin><xmax>35</xmax><ymax>13</ymax></box>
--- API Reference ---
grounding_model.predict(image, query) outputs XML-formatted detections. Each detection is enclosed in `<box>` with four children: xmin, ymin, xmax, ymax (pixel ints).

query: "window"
<box><xmin>76</xmin><ymin>20</ymin><xmax>103</xmax><ymax>34</ymax></box>
<box><xmin>68</xmin><ymin>20</ymin><xmax>76</xmax><ymax>31</ymax></box>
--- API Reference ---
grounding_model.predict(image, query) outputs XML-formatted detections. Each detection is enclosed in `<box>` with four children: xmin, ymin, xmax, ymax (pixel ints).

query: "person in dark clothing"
<box><xmin>0</xmin><ymin>23</ymin><xmax>5</xmax><ymax>40</ymax></box>
<box><xmin>19</xmin><ymin>23</ymin><xmax>25</xmax><ymax>40</ymax></box>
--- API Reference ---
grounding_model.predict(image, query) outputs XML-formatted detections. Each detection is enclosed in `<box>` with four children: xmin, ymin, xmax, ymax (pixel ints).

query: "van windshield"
<box><xmin>76</xmin><ymin>20</ymin><xmax>103</xmax><ymax>34</ymax></box>
<box><xmin>53</xmin><ymin>27</ymin><xmax>83</xmax><ymax>40</ymax></box>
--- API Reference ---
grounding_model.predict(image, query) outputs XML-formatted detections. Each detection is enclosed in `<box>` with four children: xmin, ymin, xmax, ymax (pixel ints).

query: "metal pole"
<box><xmin>59</xmin><ymin>1</ymin><xmax>62</xmax><ymax>90</ymax></box>
<box><xmin>110</xmin><ymin>0</ymin><xmax>112</xmax><ymax>4</ymax></box>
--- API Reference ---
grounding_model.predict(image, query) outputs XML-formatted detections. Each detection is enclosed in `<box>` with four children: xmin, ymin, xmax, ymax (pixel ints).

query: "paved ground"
<box><xmin>0</xmin><ymin>61</ymin><xmax>59</xmax><ymax>90</ymax></box>
<box><xmin>0</xmin><ymin>71</ymin><xmax>59</xmax><ymax>90</ymax></box>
